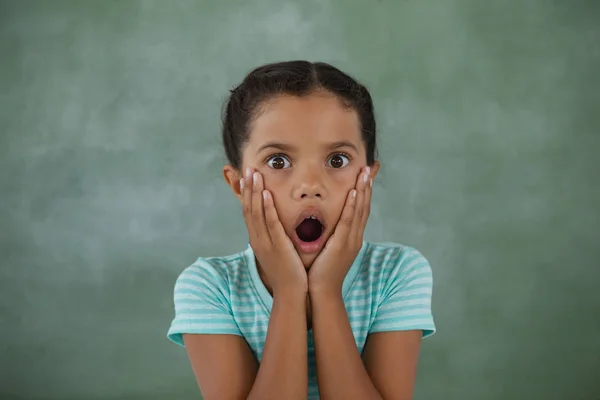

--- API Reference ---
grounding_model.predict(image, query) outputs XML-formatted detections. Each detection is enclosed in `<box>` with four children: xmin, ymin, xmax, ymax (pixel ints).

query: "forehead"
<box><xmin>246</xmin><ymin>92</ymin><xmax>363</xmax><ymax>150</ymax></box>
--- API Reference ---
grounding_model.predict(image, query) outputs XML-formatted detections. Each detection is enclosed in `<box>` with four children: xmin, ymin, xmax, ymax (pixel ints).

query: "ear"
<box><xmin>223</xmin><ymin>164</ymin><xmax>243</xmax><ymax>202</ymax></box>
<box><xmin>369</xmin><ymin>160</ymin><xmax>381</xmax><ymax>182</ymax></box>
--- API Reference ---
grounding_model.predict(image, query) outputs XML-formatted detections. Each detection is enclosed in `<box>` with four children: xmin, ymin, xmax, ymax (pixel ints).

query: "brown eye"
<box><xmin>327</xmin><ymin>154</ymin><xmax>349</xmax><ymax>169</ymax></box>
<box><xmin>267</xmin><ymin>155</ymin><xmax>291</xmax><ymax>169</ymax></box>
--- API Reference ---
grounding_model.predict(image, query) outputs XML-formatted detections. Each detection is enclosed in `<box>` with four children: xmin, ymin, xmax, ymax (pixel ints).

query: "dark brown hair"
<box><xmin>222</xmin><ymin>60</ymin><xmax>377</xmax><ymax>170</ymax></box>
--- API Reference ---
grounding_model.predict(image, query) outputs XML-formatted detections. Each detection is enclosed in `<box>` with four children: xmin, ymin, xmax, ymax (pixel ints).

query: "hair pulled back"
<box><xmin>222</xmin><ymin>60</ymin><xmax>377</xmax><ymax>170</ymax></box>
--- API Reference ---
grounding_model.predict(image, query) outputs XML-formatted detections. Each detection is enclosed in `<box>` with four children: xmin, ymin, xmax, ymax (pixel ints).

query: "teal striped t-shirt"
<box><xmin>167</xmin><ymin>241</ymin><xmax>436</xmax><ymax>398</ymax></box>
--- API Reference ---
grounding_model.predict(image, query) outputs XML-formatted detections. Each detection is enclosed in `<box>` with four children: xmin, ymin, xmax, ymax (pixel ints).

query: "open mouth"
<box><xmin>295</xmin><ymin>216</ymin><xmax>324</xmax><ymax>243</ymax></box>
<box><xmin>293</xmin><ymin>208</ymin><xmax>326</xmax><ymax>255</ymax></box>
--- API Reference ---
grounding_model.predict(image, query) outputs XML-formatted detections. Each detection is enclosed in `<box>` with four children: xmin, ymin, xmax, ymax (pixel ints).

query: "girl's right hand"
<box><xmin>241</xmin><ymin>169</ymin><xmax>308</xmax><ymax>295</ymax></box>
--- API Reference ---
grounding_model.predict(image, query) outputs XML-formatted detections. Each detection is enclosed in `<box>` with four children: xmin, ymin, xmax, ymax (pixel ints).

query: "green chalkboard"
<box><xmin>1</xmin><ymin>0</ymin><xmax>599</xmax><ymax>399</ymax></box>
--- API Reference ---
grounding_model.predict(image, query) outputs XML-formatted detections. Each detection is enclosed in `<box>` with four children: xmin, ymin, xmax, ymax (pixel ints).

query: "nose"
<box><xmin>301</xmin><ymin>188</ymin><xmax>321</xmax><ymax>199</ymax></box>
<box><xmin>293</xmin><ymin>166</ymin><xmax>325</xmax><ymax>200</ymax></box>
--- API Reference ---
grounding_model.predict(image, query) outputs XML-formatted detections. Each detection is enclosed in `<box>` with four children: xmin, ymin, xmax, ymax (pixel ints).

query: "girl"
<box><xmin>167</xmin><ymin>61</ymin><xmax>436</xmax><ymax>400</ymax></box>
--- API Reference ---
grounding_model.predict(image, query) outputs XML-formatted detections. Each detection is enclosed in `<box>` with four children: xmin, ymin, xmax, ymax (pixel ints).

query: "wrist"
<box><xmin>272</xmin><ymin>283</ymin><xmax>308</xmax><ymax>301</ymax></box>
<box><xmin>308</xmin><ymin>282</ymin><xmax>343</xmax><ymax>300</ymax></box>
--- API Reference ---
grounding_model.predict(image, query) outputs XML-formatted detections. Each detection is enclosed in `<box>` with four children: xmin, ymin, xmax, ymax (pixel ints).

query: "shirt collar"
<box><xmin>244</xmin><ymin>241</ymin><xmax>369</xmax><ymax>313</ymax></box>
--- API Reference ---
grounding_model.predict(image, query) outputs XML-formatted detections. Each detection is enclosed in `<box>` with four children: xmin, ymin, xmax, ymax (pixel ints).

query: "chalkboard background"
<box><xmin>1</xmin><ymin>1</ymin><xmax>599</xmax><ymax>399</ymax></box>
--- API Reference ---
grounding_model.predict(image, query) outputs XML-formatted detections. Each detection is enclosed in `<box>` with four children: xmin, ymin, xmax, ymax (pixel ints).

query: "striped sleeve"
<box><xmin>167</xmin><ymin>260</ymin><xmax>242</xmax><ymax>347</ymax></box>
<box><xmin>370</xmin><ymin>247</ymin><xmax>436</xmax><ymax>338</ymax></box>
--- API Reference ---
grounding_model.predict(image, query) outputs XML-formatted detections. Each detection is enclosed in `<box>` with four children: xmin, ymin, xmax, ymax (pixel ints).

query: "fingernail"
<box><xmin>245</xmin><ymin>167</ymin><xmax>251</xmax><ymax>178</ymax></box>
<box><xmin>369</xmin><ymin>178</ymin><xmax>373</xmax><ymax>187</ymax></box>
<box><xmin>240</xmin><ymin>178</ymin><xmax>244</xmax><ymax>191</ymax></box>
<box><xmin>352</xmin><ymin>189</ymin><xmax>357</xmax><ymax>198</ymax></box>
<box><xmin>253</xmin><ymin>171</ymin><xmax>259</xmax><ymax>185</ymax></box>
<box><xmin>363</xmin><ymin>169</ymin><xmax>370</xmax><ymax>183</ymax></box>
<box><xmin>262</xmin><ymin>190</ymin><xmax>268</xmax><ymax>200</ymax></box>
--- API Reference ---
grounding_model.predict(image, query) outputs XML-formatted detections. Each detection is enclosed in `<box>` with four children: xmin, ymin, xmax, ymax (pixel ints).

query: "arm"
<box><xmin>362</xmin><ymin>330</ymin><xmax>422</xmax><ymax>400</ymax></box>
<box><xmin>183</xmin><ymin>334</ymin><xmax>257</xmax><ymax>400</ymax></box>
<box><xmin>249</xmin><ymin>288</ymin><xmax>308</xmax><ymax>399</ymax></box>
<box><xmin>310</xmin><ymin>244</ymin><xmax>435</xmax><ymax>399</ymax></box>
<box><xmin>310</xmin><ymin>289</ymin><xmax>383</xmax><ymax>400</ymax></box>
<box><xmin>310</xmin><ymin>290</ymin><xmax>423</xmax><ymax>400</ymax></box>
<box><xmin>307</xmin><ymin>165</ymin><xmax>435</xmax><ymax>399</ymax></box>
<box><xmin>183</xmin><ymin>288</ymin><xmax>308</xmax><ymax>400</ymax></box>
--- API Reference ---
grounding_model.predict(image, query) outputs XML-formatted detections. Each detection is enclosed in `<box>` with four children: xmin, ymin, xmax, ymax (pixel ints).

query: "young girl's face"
<box><xmin>228</xmin><ymin>91</ymin><xmax>379</xmax><ymax>268</ymax></box>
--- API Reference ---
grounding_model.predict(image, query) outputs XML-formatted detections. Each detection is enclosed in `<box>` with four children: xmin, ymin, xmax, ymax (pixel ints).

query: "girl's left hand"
<box><xmin>308</xmin><ymin>166</ymin><xmax>373</xmax><ymax>296</ymax></box>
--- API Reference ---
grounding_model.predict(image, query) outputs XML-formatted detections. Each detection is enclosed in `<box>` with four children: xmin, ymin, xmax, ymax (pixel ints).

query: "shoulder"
<box><xmin>363</xmin><ymin>241</ymin><xmax>433</xmax><ymax>282</ymax></box>
<box><xmin>364</xmin><ymin>242</ymin><xmax>436</xmax><ymax>337</ymax></box>
<box><xmin>168</xmin><ymin>248</ymin><xmax>250</xmax><ymax>345</ymax></box>
<box><xmin>171</xmin><ymin>248</ymin><xmax>253</xmax><ymax>314</ymax></box>
<box><xmin>174</xmin><ymin>249</ymin><xmax>248</xmax><ymax>292</ymax></box>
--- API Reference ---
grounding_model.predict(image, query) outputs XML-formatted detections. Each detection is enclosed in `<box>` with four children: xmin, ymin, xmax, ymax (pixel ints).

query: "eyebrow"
<box><xmin>257</xmin><ymin>140</ymin><xmax>359</xmax><ymax>154</ymax></box>
<box><xmin>329</xmin><ymin>140</ymin><xmax>359</xmax><ymax>153</ymax></box>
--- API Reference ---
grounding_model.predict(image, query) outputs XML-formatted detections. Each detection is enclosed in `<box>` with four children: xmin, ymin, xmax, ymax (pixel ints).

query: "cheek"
<box><xmin>330</xmin><ymin>168</ymin><xmax>359</xmax><ymax>191</ymax></box>
<box><xmin>328</xmin><ymin>177</ymin><xmax>352</xmax><ymax>214</ymax></box>
<box><xmin>260</xmin><ymin>169</ymin><xmax>290</xmax><ymax>220</ymax></box>
<box><xmin>328</xmin><ymin>169</ymin><xmax>360</xmax><ymax>216</ymax></box>
<box><xmin>260</xmin><ymin>168</ymin><xmax>289</xmax><ymax>194</ymax></box>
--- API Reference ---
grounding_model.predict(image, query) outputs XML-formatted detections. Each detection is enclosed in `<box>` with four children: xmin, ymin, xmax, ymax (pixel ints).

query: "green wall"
<box><xmin>1</xmin><ymin>0</ymin><xmax>599</xmax><ymax>398</ymax></box>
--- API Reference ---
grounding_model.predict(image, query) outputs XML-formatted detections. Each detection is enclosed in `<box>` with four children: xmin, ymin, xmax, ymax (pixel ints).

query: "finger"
<box><xmin>241</xmin><ymin>168</ymin><xmax>257</xmax><ymax>239</ymax></box>
<box><xmin>262</xmin><ymin>190</ymin><xmax>290</xmax><ymax>249</ymax></box>
<box><xmin>354</xmin><ymin>167</ymin><xmax>369</xmax><ymax>220</ymax></box>
<box><xmin>351</xmin><ymin>167</ymin><xmax>370</xmax><ymax>243</ymax></box>
<box><xmin>251</xmin><ymin>171</ymin><xmax>271</xmax><ymax>243</ymax></box>
<box><xmin>361</xmin><ymin>171</ymin><xmax>373</xmax><ymax>230</ymax></box>
<box><xmin>334</xmin><ymin>188</ymin><xmax>357</xmax><ymax>240</ymax></box>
